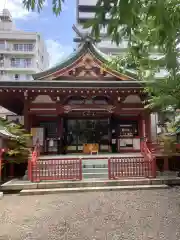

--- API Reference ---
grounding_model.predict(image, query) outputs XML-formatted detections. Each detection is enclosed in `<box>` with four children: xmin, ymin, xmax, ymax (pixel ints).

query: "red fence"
<box><xmin>108</xmin><ymin>157</ymin><xmax>154</xmax><ymax>179</ymax></box>
<box><xmin>28</xmin><ymin>140</ymin><xmax>156</xmax><ymax>182</ymax></box>
<box><xmin>30</xmin><ymin>158</ymin><xmax>82</xmax><ymax>182</ymax></box>
<box><xmin>140</xmin><ymin>140</ymin><xmax>156</xmax><ymax>178</ymax></box>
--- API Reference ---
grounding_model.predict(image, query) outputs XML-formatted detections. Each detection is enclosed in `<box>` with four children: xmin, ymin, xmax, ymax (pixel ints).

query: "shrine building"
<box><xmin>0</xmin><ymin>39</ymin><xmax>154</xmax><ymax>155</ymax></box>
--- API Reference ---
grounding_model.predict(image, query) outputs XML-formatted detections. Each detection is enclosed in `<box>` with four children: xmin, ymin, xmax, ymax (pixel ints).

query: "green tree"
<box><xmin>0</xmin><ymin>118</ymin><xmax>31</xmax><ymax>164</ymax></box>
<box><xmin>87</xmin><ymin>0</ymin><xmax>180</xmax><ymax>111</ymax></box>
<box><xmin>22</xmin><ymin>0</ymin><xmax>65</xmax><ymax>15</ymax></box>
<box><xmin>22</xmin><ymin>0</ymin><xmax>180</xmax><ymax>111</ymax></box>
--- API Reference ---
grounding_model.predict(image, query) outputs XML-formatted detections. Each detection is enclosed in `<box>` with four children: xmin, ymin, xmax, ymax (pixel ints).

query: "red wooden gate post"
<box><xmin>32</xmin><ymin>158</ymin><xmax>40</xmax><ymax>182</ymax></box>
<box><xmin>28</xmin><ymin>158</ymin><xmax>32</xmax><ymax>181</ymax></box>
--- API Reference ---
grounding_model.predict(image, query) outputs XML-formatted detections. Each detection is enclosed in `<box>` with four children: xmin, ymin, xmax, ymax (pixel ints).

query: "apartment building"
<box><xmin>0</xmin><ymin>9</ymin><xmax>49</xmax><ymax>81</ymax></box>
<box><xmin>75</xmin><ymin>0</ymin><xmax>127</xmax><ymax>55</ymax></box>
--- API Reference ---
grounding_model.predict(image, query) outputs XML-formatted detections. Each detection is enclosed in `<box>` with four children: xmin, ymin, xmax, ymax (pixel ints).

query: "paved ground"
<box><xmin>0</xmin><ymin>188</ymin><xmax>180</xmax><ymax>240</ymax></box>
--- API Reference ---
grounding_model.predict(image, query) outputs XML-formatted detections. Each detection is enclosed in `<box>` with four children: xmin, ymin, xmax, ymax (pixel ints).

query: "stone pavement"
<box><xmin>0</xmin><ymin>188</ymin><xmax>180</xmax><ymax>239</ymax></box>
<box><xmin>1</xmin><ymin>175</ymin><xmax>180</xmax><ymax>192</ymax></box>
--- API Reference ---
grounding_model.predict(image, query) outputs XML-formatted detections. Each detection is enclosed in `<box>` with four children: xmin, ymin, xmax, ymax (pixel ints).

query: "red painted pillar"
<box><xmin>28</xmin><ymin>158</ymin><xmax>32</xmax><ymax>181</ymax></box>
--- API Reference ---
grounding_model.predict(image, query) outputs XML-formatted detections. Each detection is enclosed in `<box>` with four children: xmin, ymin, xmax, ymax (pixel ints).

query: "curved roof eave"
<box><xmin>88</xmin><ymin>43</ymin><xmax>137</xmax><ymax>80</ymax></box>
<box><xmin>33</xmin><ymin>41</ymin><xmax>91</xmax><ymax>80</ymax></box>
<box><xmin>33</xmin><ymin>40</ymin><xmax>138</xmax><ymax>81</ymax></box>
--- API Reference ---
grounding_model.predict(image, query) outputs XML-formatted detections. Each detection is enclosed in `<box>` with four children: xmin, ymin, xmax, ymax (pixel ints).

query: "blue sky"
<box><xmin>1</xmin><ymin>0</ymin><xmax>76</xmax><ymax>67</ymax></box>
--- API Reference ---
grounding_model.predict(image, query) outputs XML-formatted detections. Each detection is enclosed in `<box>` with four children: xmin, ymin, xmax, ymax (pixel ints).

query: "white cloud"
<box><xmin>46</xmin><ymin>39</ymin><xmax>74</xmax><ymax>67</ymax></box>
<box><xmin>0</xmin><ymin>0</ymin><xmax>48</xmax><ymax>20</ymax></box>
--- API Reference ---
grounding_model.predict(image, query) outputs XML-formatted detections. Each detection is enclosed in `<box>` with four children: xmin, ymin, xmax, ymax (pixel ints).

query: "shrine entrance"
<box><xmin>65</xmin><ymin>118</ymin><xmax>110</xmax><ymax>153</ymax></box>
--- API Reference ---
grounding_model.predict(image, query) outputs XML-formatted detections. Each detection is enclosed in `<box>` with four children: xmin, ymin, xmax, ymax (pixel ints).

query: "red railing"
<box><xmin>28</xmin><ymin>140</ymin><xmax>40</xmax><ymax>181</ymax></box>
<box><xmin>31</xmin><ymin>158</ymin><xmax>82</xmax><ymax>182</ymax></box>
<box><xmin>140</xmin><ymin>139</ymin><xmax>156</xmax><ymax>178</ymax></box>
<box><xmin>28</xmin><ymin>140</ymin><xmax>156</xmax><ymax>182</ymax></box>
<box><xmin>108</xmin><ymin>156</ymin><xmax>154</xmax><ymax>179</ymax></box>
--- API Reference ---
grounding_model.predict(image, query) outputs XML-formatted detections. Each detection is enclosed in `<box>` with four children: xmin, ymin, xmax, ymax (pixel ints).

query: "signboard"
<box><xmin>31</xmin><ymin>127</ymin><xmax>44</xmax><ymax>146</ymax></box>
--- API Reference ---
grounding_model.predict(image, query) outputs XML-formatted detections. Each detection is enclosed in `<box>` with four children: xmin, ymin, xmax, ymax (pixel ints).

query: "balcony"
<box><xmin>11</xmin><ymin>63</ymin><xmax>32</xmax><ymax>68</ymax></box>
<box><xmin>0</xmin><ymin>44</ymin><xmax>35</xmax><ymax>55</ymax></box>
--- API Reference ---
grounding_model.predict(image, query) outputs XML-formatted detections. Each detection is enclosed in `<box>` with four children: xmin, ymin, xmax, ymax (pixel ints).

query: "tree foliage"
<box><xmin>22</xmin><ymin>0</ymin><xmax>65</xmax><ymax>15</ymax></box>
<box><xmin>22</xmin><ymin>0</ymin><xmax>180</xmax><ymax>110</ymax></box>
<box><xmin>87</xmin><ymin>0</ymin><xmax>180</xmax><ymax>111</ymax></box>
<box><xmin>0</xmin><ymin>118</ymin><xmax>31</xmax><ymax>164</ymax></box>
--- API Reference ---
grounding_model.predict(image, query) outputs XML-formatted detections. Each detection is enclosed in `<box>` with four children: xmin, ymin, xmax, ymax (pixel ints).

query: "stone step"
<box><xmin>82</xmin><ymin>164</ymin><xmax>108</xmax><ymax>168</ymax></box>
<box><xmin>20</xmin><ymin>184</ymin><xmax>169</xmax><ymax>196</ymax></box>
<box><xmin>82</xmin><ymin>168</ymin><xmax>108</xmax><ymax>173</ymax></box>
<box><xmin>82</xmin><ymin>160</ymin><xmax>108</xmax><ymax>165</ymax></box>
<box><xmin>2</xmin><ymin>177</ymin><xmax>180</xmax><ymax>192</ymax></box>
<box><xmin>83</xmin><ymin>173</ymin><xmax>108</xmax><ymax>179</ymax></box>
<box><xmin>156</xmin><ymin>171</ymin><xmax>178</xmax><ymax>177</ymax></box>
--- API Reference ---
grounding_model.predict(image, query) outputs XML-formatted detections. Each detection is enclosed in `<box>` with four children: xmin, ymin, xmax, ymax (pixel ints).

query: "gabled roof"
<box><xmin>33</xmin><ymin>40</ymin><xmax>136</xmax><ymax>81</ymax></box>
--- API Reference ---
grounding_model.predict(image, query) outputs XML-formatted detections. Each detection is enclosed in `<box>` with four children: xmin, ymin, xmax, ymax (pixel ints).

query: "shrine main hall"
<box><xmin>0</xmin><ymin>40</ymin><xmax>155</xmax><ymax>155</ymax></box>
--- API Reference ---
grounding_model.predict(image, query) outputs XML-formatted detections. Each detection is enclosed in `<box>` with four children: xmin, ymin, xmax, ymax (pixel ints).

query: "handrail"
<box><xmin>140</xmin><ymin>139</ymin><xmax>153</xmax><ymax>160</ymax></box>
<box><xmin>28</xmin><ymin>139</ymin><xmax>40</xmax><ymax>181</ymax></box>
<box><xmin>140</xmin><ymin>139</ymin><xmax>156</xmax><ymax>177</ymax></box>
<box><xmin>31</xmin><ymin>139</ymin><xmax>40</xmax><ymax>163</ymax></box>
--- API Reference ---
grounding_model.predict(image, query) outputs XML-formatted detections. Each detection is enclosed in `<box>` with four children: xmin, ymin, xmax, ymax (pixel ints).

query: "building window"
<box><xmin>13</xmin><ymin>44</ymin><xmax>34</xmax><ymax>52</ymax></box>
<box><xmin>0</xmin><ymin>41</ymin><xmax>5</xmax><ymax>50</ymax></box>
<box><xmin>11</xmin><ymin>58</ymin><xmax>32</xmax><ymax>68</ymax></box>
<box><xmin>13</xmin><ymin>44</ymin><xmax>23</xmax><ymax>51</ymax></box>
<box><xmin>0</xmin><ymin>71</ymin><xmax>6</xmax><ymax>76</ymax></box>
<box><xmin>24</xmin><ymin>44</ymin><xmax>33</xmax><ymax>51</ymax></box>
<box><xmin>24</xmin><ymin>58</ymin><xmax>32</xmax><ymax>67</ymax></box>
<box><xmin>11</xmin><ymin>58</ymin><xmax>20</xmax><ymax>67</ymax></box>
<box><xmin>14</xmin><ymin>74</ymin><xmax>20</xmax><ymax>80</ymax></box>
<box><xmin>0</xmin><ymin>54</ymin><xmax>4</xmax><ymax>67</ymax></box>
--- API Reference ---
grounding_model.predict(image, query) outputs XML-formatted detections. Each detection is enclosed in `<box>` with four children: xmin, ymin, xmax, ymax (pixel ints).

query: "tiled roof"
<box><xmin>33</xmin><ymin>40</ymin><xmax>136</xmax><ymax>80</ymax></box>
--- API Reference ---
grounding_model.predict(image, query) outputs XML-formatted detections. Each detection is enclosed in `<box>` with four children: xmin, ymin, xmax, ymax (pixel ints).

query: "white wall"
<box><xmin>78</xmin><ymin>0</ymin><xmax>98</xmax><ymax>5</ymax></box>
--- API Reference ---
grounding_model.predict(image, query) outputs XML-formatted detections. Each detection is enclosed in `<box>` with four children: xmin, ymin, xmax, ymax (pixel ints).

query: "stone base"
<box><xmin>0</xmin><ymin>192</ymin><xmax>3</xmax><ymax>199</ymax></box>
<box><xmin>22</xmin><ymin>170</ymin><xmax>28</xmax><ymax>180</ymax></box>
<box><xmin>20</xmin><ymin>185</ymin><xmax>169</xmax><ymax>196</ymax></box>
